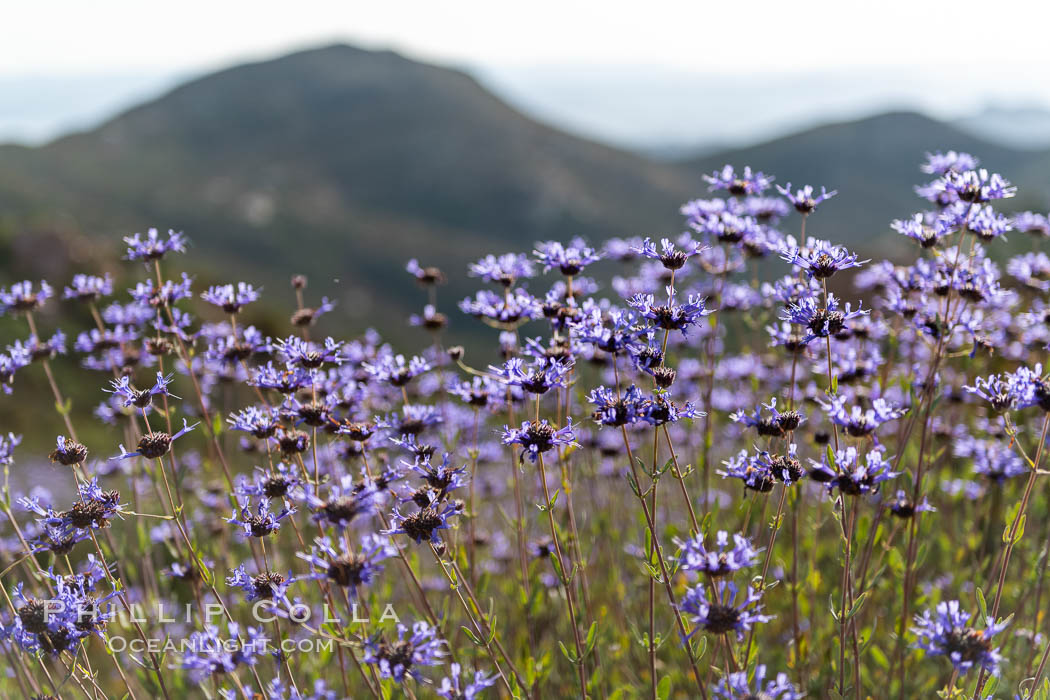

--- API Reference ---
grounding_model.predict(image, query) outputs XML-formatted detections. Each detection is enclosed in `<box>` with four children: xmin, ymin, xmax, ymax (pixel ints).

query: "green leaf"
<box><xmin>693</xmin><ymin>634</ymin><xmax>707</xmax><ymax>660</ymax></box>
<box><xmin>550</xmin><ymin>552</ymin><xmax>565</xmax><ymax>581</ymax></box>
<box><xmin>870</xmin><ymin>644</ymin><xmax>889</xmax><ymax>670</ymax></box>
<box><xmin>656</xmin><ymin>675</ymin><xmax>671</xmax><ymax>700</ymax></box>
<box><xmin>585</xmin><ymin>621</ymin><xmax>598</xmax><ymax>653</ymax></box>
<box><xmin>461</xmin><ymin>625</ymin><xmax>482</xmax><ymax>646</ymax></box>
<box><xmin>486</xmin><ymin>615</ymin><xmax>497</xmax><ymax>644</ymax></box>
<box><xmin>1004</xmin><ymin>501</ymin><xmax>1022</xmax><ymax>528</ymax></box>
<box><xmin>845</xmin><ymin>591</ymin><xmax>869</xmax><ymax>620</ymax></box>
<box><xmin>195</xmin><ymin>553</ymin><xmax>213</xmax><ymax>586</ymax></box>
<box><xmin>524</xmin><ymin>657</ymin><xmax>536</xmax><ymax>685</ymax></box>
<box><xmin>625</xmin><ymin>470</ymin><xmax>641</xmax><ymax>497</ymax></box>
<box><xmin>1013</xmin><ymin>514</ymin><xmax>1027</xmax><ymax>544</ymax></box>
<box><xmin>915</xmin><ymin>541</ymin><xmax>930</xmax><ymax>569</ymax></box>
<box><xmin>976</xmin><ymin>587</ymin><xmax>988</xmax><ymax>620</ymax></box>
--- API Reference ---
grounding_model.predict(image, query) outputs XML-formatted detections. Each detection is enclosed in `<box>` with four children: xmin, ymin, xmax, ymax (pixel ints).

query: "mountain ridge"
<box><xmin>683</xmin><ymin>111</ymin><xmax>1049</xmax><ymax>255</ymax></box>
<box><xmin>0</xmin><ymin>44</ymin><xmax>1046</xmax><ymax>339</ymax></box>
<box><xmin>0</xmin><ymin>44</ymin><xmax>698</xmax><ymax>337</ymax></box>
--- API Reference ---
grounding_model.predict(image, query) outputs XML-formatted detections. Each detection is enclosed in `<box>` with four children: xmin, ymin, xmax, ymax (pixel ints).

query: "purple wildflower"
<box><xmin>965</xmin><ymin>366</ymin><xmax>1047</xmax><ymax>413</ymax></box>
<box><xmin>201</xmin><ymin>283</ymin><xmax>261</xmax><ymax>313</ymax></box>
<box><xmin>111</xmin><ymin>418</ymin><xmax>198</xmax><ymax>460</ymax></box>
<box><xmin>63</xmin><ymin>274</ymin><xmax>114</xmax><ymax>302</ymax></box>
<box><xmin>297</xmin><ymin>534</ymin><xmax>396</xmax><ymax>594</ymax></box>
<box><xmin>124</xmin><ymin>228</ymin><xmax>188</xmax><ymax>262</ymax></box>
<box><xmin>501</xmin><ymin>419</ymin><xmax>577</xmax><ymax>463</ymax></box>
<box><xmin>713</xmin><ymin>665</ymin><xmax>801</xmax><ymax>700</ymax></box>
<box><xmin>384</xmin><ymin>502</ymin><xmax>459</xmax><ymax>545</ymax></box>
<box><xmin>469</xmin><ymin>253</ymin><xmax>536</xmax><ymax>285</ymax></box>
<box><xmin>632</xmin><ymin>237</ymin><xmax>704</xmax><ymax>270</ymax></box>
<box><xmin>1013</xmin><ymin>211</ymin><xmax>1050</xmax><ymax>237</ymax></box>
<box><xmin>704</xmin><ymin>165</ymin><xmax>774</xmax><ymax>196</ymax></box>
<box><xmin>437</xmin><ymin>662</ymin><xmax>498</xmax><ymax>699</ymax></box>
<box><xmin>627</xmin><ymin>288</ymin><xmax>710</xmax><ymax>335</ymax></box>
<box><xmin>0</xmin><ymin>346</ymin><xmax>31</xmax><ymax>393</ymax></box>
<box><xmin>276</xmin><ymin>336</ymin><xmax>346</xmax><ymax>369</ymax></box>
<box><xmin>178</xmin><ymin>621</ymin><xmax>266</xmax><ymax>682</ymax></box>
<box><xmin>534</xmin><ymin>238</ymin><xmax>602</xmax><ymax>275</ymax></box>
<box><xmin>780</xmin><ymin>238</ymin><xmax>867</xmax><ymax>279</ymax></box>
<box><xmin>409</xmin><ymin>304</ymin><xmax>447</xmax><ymax>330</ymax></box>
<box><xmin>776</xmin><ymin>183</ymin><xmax>837</xmax><ymax>214</ymax></box>
<box><xmin>680</xmin><ymin>580</ymin><xmax>772</xmax><ymax>640</ymax></box>
<box><xmin>911</xmin><ymin>600</ymin><xmax>1006</xmax><ymax>675</ymax></box>
<box><xmin>448</xmin><ymin>375</ymin><xmax>503</xmax><ymax>408</ymax></box>
<box><xmin>226</xmin><ymin>498</ymin><xmax>295</xmax><ymax>538</ymax></box>
<box><xmin>225</xmin><ymin>564</ymin><xmax>294</xmax><ymax>602</ymax></box>
<box><xmin>809</xmin><ymin>446</ymin><xmax>898</xmax><ymax>496</ymax></box>
<box><xmin>364</xmin><ymin>352</ymin><xmax>430</xmax><ymax>386</ymax></box>
<box><xmin>937</xmin><ymin>169</ymin><xmax>1016</xmax><ymax>203</ymax></box>
<box><xmin>921</xmin><ymin>151</ymin><xmax>979</xmax><ymax>175</ymax></box>
<box><xmin>105</xmin><ymin>371</ymin><xmax>177</xmax><ymax>408</ymax></box>
<box><xmin>364</xmin><ymin>621</ymin><xmax>446</xmax><ymax>682</ymax></box>
<box><xmin>820</xmin><ymin>395</ymin><xmax>907</xmax><ymax>438</ymax></box>
<box><xmin>887</xmin><ymin>489</ymin><xmax>935</xmax><ymax>519</ymax></box>
<box><xmin>227</xmin><ymin>406</ymin><xmax>281</xmax><ymax>439</ymax></box>
<box><xmin>405</xmin><ymin>259</ymin><xmax>446</xmax><ymax>285</ymax></box>
<box><xmin>892</xmin><ymin>213</ymin><xmax>948</xmax><ymax>249</ymax></box>
<box><xmin>587</xmin><ymin>385</ymin><xmax>645</xmax><ymax>427</ymax></box>
<box><xmin>637</xmin><ymin>394</ymin><xmax>702</xmax><ymax>426</ymax></box>
<box><xmin>730</xmin><ymin>397</ymin><xmax>805</xmax><ymax>437</ymax></box>
<box><xmin>0</xmin><ymin>280</ymin><xmax>53</xmax><ymax>316</ymax></box>
<box><xmin>303</xmin><ymin>475</ymin><xmax>378</xmax><ymax>530</ymax></box>
<box><xmin>780</xmin><ymin>294</ymin><xmax>867</xmax><ymax>343</ymax></box>
<box><xmin>49</xmin><ymin>435</ymin><xmax>89</xmax><ymax>466</ymax></box>
<box><xmin>459</xmin><ymin>288</ymin><xmax>543</xmax><ymax>325</ymax></box>
<box><xmin>490</xmin><ymin>356</ymin><xmax>572</xmax><ymax>395</ymax></box>
<box><xmin>675</xmin><ymin>530</ymin><xmax>760</xmax><ymax>577</ymax></box>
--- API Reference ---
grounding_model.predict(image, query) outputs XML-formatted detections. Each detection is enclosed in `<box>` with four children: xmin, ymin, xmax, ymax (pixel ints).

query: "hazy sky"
<box><xmin>4</xmin><ymin>1</ymin><xmax>1049</xmax><ymax>75</ymax></box>
<box><xmin>3</xmin><ymin>1</ymin><xmax>1049</xmax><ymax>146</ymax></box>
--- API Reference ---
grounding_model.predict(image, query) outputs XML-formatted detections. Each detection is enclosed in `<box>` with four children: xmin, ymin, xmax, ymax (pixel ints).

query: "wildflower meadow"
<box><xmin>3</xmin><ymin>152</ymin><xmax>1050</xmax><ymax>699</ymax></box>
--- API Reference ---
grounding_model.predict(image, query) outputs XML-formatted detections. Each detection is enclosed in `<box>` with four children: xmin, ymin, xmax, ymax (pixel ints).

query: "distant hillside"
<box><xmin>0</xmin><ymin>46</ymin><xmax>1047</xmax><ymax>344</ymax></box>
<box><xmin>0</xmin><ymin>44</ymin><xmax>695</xmax><ymax>340</ymax></box>
<box><xmin>682</xmin><ymin>112</ymin><xmax>1050</xmax><ymax>258</ymax></box>
<box><xmin>954</xmin><ymin>106</ymin><xmax>1050</xmax><ymax>149</ymax></box>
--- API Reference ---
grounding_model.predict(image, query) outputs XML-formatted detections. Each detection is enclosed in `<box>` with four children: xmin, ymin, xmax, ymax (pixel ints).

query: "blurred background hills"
<box><xmin>1</xmin><ymin>43</ymin><xmax>1048</xmax><ymax>342</ymax></box>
